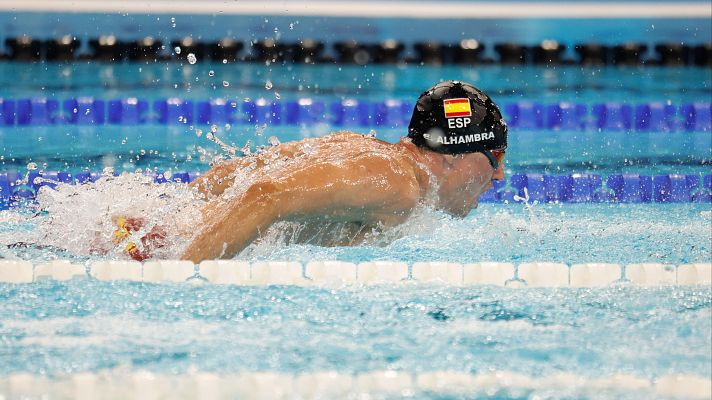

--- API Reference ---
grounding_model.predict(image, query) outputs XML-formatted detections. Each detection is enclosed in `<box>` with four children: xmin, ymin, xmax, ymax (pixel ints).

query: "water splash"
<box><xmin>240</xmin><ymin>141</ymin><xmax>252</xmax><ymax>156</ymax></box>
<box><xmin>1</xmin><ymin>173</ymin><xmax>205</xmax><ymax>260</ymax></box>
<box><xmin>203</xmin><ymin>125</ymin><xmax>239</xmax><ymax>158</ymax></box>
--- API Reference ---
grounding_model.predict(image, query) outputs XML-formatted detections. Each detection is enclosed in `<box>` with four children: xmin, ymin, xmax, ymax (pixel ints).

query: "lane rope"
<box><xmin>2</xmin><ymin>260</ymin><xmax>710</xmax><ymax>286</ymax></box>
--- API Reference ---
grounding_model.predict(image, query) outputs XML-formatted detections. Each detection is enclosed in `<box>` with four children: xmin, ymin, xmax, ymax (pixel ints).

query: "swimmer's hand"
<box><xmin>125</xmin><ymin>226</ymin><xmax>167</xmax><ymax>261</ymax></box>
<box><xmin>112</xmin><ymin>217</ymin><xmax>166</xmax><ymax>261</ymax></box>
<box><xmin>111</xmin><ymin>216</ymin><xmax>145</xmax><ymax>242</ymax></box>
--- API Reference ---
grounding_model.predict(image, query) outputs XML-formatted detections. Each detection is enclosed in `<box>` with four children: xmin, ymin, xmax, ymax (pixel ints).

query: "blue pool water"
<box><xmin>1</xmin><ymin>282</ymin><xmax>710</xmax><ymax>379</ymax></box>
<box><xmin>0</xmin><ymin>57</ymin><xmax>710</xmax><ymax>397</ymax></box>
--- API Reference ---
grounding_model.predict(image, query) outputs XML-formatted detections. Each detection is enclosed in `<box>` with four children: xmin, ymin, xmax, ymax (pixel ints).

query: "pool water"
<box><xmin>1</xmin><ymin>282</ymin><xmax>710</xmax><ymax>378</ymax></box>
<box><xmin>0</xmin><ymin>60</ymin><xmax>710</xmax><ymax>398</ymax></box>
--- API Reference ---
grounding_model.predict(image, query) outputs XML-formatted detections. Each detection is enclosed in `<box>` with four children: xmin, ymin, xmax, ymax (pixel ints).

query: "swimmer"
<box><xmin>116</xmin><ymin>80</ymin><xmax>508</xmax><ymax>262</ymax></box>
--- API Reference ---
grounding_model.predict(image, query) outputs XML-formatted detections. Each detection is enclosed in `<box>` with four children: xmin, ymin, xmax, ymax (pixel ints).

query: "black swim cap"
<box><xmin>408</xmin><ymin>80</ymin><xmax>507</xmax><ymax>155</ymax></box>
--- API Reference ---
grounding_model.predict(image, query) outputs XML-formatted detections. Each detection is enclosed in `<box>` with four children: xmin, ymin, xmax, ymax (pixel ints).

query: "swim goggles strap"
<box><xmin>482</xmin><ymin>150</ymin><xmax>498</xmax><ymax>170</ymax></box>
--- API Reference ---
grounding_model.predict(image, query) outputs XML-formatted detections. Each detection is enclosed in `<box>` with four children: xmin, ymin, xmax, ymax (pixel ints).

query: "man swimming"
<box><xmin>122</xmin><ymin>80</ymin><xmax>508</xmax><ymax>262</ymax></box>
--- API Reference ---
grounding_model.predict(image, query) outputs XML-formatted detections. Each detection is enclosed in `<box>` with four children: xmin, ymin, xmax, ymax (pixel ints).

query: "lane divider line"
<box><xmin>1</xmin><ymin>98</ymin><xmax>710</xmax><ymax>132</ymax></box>
<box><xmin>3</xmin><ymin>171</ymin><xmax>711</xmax><ymax>208</ymax></box>
<box><xmin>0</xmin><ymin>370</ymin><xmax>709</xmax><ymax>399</ymax></box>
<box><xmin>1</xmin><ymin>260</ymin><xmax>710</xmax><ymax>286</ymax></box>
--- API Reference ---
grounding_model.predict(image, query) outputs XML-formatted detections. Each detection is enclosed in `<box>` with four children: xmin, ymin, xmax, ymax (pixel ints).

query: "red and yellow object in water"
<box><xmin>124</xmin><ymin>241</ymin><xmax>147</xmax><ymax>261</ymax></box>
<box><xmin>112</xmin><ymin>217</ymin><xmax>131</xmax><ymax>244</ymax></box>
<box><xmin>111</xmin><ymin>216</ymin><xmax>166</xmax><ymax>261</ymax></box>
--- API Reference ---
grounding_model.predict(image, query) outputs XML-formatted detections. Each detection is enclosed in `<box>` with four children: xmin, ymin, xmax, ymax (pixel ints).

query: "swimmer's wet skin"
<box><xmin>177</xmin><ymin>80</ymin><xmax>507</xmax><ymax>263</ymax></box>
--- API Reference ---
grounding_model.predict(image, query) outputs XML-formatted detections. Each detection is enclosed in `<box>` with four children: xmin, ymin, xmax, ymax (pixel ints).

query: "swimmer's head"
<box><xmin>408</xmin><ymin>80</ymin><xmax>507</xmax><ymax>167</ymax></box>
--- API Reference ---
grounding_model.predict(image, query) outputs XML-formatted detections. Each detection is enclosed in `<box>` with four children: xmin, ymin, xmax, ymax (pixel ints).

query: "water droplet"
<box><xmin>254</xmin><ymin>123</ymin><xmax>267</xmax><ymax>136</ymax></box>
<box><xmin>174</xmin><ymin>46</ymin><xmax>181</xmax><ymax>54</ymax></box>
<box><xmin>302</xmin><ymin>143</ymin><xmax>315</xmax><ymax>155</ymax></box>
<box><xmin>140</xmin><ymin>149</ymin><xmax>146</xmax><ymax>156</ymax></box>
<box><xmin>208</xmin><ymin>70</ymin><xmax>215</xmax><ymax>77</ymax></box>
<box><xmin>274</xmin><ymin>92</ymin><xmax>281</xmax><ymax>99</ymax></box>
<box><xmin>265</xmin><ymin>80</ymin><xmax>273</xmax><ymax>90</ymax></box>
<box><xmin>195</xmin><ymin>128</ymin><xmax>203</xmax><ymax>137</ymax></box>
<box><xmin>27</xmin><ymin>162</ymin><xmax>37</xmax><ymax>170</ymax></box>
<box><xmin>241</xmin><ymin>141</ymin><xmax>252</xmax><ymax>156</ymax></box>
<box><xmin>187</xmin><ymin>53</ymin><xmax>197</xmax><ymax>64</ymax></box>
<box><xmin>268</xmin><ymin>136</ymin><xmax>281</xmax><ymax>147</ymax></box>
<box><xmin>121</xmin><ymin>139</ymin><xmax>127</xmax><ymax>145</ymax></box>
<box><xmin>210</xmin><ymin>124</ymin><xmax>219</xmax><ymax>134</ymax></box>
<box><xmin>222</xmin><ymin>81</ymin><xmax>230</xmax><ymax>87</ymax></box>
<box><xmin>222</xmin><ymin>59</ymin><xmax>228</xmax><ymax>64</ymax></box>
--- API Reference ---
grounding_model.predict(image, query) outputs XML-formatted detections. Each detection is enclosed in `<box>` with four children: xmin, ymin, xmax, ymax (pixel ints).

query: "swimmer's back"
<box><xmin>264</xmin><ymin>132</ymin><xmax>427</xmax><ymax>223</ymax></box>
<box><xmin>192</xmin><ymin>131</ymin><xmax>429</xmax><ymax>203</ymax></box>
<box><xmin>262</xmin><ymin>131</ymin><xmax>400</xmax><ymax>163</ymax></box>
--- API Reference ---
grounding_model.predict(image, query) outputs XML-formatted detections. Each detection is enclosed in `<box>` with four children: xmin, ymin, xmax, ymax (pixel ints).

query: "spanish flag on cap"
<box><xmin>443</xmin><ymin>98</ymin><xmax>471</xmax><ymax>118</ymax></box>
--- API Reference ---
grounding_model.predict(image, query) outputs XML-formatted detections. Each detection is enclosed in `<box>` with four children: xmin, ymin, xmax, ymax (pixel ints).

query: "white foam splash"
<box><xmin>26</xmin><ymin>173</ymin><xmax>205</xmax><ymax>259</ymax></box>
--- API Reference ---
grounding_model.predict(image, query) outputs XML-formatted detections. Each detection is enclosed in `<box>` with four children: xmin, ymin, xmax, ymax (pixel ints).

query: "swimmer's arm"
<box><xmin>180</xmin><ymin>158</ymin><xmax>420</xmax><ymax>263</ymax></box>
<box><xmin>181</xmin><ymin>181</ymin><xmax>280</xmax><ymax>262</ymax></box>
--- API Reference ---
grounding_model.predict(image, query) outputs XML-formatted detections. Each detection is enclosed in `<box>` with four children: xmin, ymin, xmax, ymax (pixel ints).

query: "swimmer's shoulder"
<box><xmin>326</xmin><ymin>131</ymin><xmax>422</xmax><ymax>169</ymax></box>
<box><xmin>326</xmin><ymin>130</ymin><xmax>380</xmax><ymax>142</ymax></box>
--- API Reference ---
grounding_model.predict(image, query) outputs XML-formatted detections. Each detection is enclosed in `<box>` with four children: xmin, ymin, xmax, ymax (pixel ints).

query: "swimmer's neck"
<box><xmin>396</xmin><ymin>137</ymin><xmax>450</xmax><ymax>177</ymax></box>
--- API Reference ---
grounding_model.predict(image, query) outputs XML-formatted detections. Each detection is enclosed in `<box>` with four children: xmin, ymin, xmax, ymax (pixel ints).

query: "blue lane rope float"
<box><xmin>0</xmin><ymin>97</ymin><xmax>710</xmax><ymax>131</ymax></box>
<box><xmin>0</xmin><ymin>171</ymin><xmax>709</xmax><ymax>208</ymax></box>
